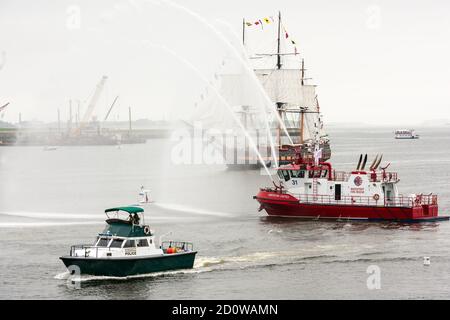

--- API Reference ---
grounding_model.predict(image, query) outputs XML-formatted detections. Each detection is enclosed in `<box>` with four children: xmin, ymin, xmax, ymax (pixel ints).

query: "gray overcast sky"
<box><xmin>0</xmin><ymin>0</ymin><xmax>449</xmax><ymax>125</ymax></box>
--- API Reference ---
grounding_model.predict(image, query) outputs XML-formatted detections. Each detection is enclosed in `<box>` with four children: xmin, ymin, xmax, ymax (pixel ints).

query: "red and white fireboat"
<box><xmin>254</xmin><ymin>148</ymin><xmax>449</xmax><ymax>222</ymax></box>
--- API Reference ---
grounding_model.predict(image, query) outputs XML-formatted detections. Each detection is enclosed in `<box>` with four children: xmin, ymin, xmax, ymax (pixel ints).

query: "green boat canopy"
<box><xmin>105</xmin><ymin>206</ymin><xmax>144</xmax><ymax>214</ymax></box>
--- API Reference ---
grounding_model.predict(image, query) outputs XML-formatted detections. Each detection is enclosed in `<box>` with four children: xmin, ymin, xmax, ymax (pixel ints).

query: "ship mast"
<box><xmin>276</xmin><ymin>11</ymin><xmax>282</xmax><ymax>70</ymax></box>
<box><xmin>301</xmin><ymin>58</ymin><xmax>305</xmax><ymax>86</ymax></box>
<box><xmin>242</xmin><ymin>18</ymin><xmax>245</xmax><ymax>45</ymax></box>
<box><xmin>299</xmin><ymin>59</ymin><xmax>305</xmax><ymax>144</ymax></box>
<box><xmin>276</xmin><ymin>11</ymin><xmax>283</xmax><ymax>148</ymax></box>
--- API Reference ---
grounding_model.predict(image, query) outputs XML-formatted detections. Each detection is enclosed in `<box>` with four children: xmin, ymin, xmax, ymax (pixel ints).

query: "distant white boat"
<box><xmin>43</xmin><ymin>146</ymin><xmax>58</xmax><ymax>151</ymax></box>
<box><xmin>394</xmin><ymin>129</ymin><xmax>419</xmax><ymax>139</ymax></box>
<box><xmin>139</xmin><ymin>186</ymin><xmax>153</xmax><ymax>203</ymax></box>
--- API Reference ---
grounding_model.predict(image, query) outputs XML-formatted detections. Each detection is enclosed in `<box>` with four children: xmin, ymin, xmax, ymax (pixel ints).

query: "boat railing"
<box><xmin>161</xmin><ymin>241</ymin><xmax>194</xmax><ymax>254</ymax></box>
<box><xmin>69</xmin><ymin>245</ymin><xmax>111</xmax><ymax>258</ymax></box>
<box><xmin>332</xmin><ymin>171</ymin><xmax>399</xmax><ymax>183</ymax></box>
<box><xmin>331</xmin><ymin>171</ymin><xmax>352</xmax><ymax>182</ymax></box>
<box><xmin>289</xmin><ymin>193</ymin><xmax>437</xmax><ymax>208</ymax></box>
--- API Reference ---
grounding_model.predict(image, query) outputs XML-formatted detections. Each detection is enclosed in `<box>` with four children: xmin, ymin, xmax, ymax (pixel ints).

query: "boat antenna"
<box><xmin>356</xmin><ymin>154</ymin><xmax>363</xmax><ymax>170</ymax></box>
<box><xmin>361</xmin><ymin>154</ymin><xmax>368</xmax><ymax>171</ymax></box>
<box><xmin>301</xmin><ymin>59</ymin><xmax>305</xmax><ymax>86</ymax></box>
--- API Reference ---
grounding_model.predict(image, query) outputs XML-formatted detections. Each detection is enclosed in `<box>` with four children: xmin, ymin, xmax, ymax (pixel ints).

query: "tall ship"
<box><xmin>254</xmin><ymin>147</ymin><xmax>448</xmax><ymax>222</ymax></box>
<box><xmin>230</xmin><ymin>12</ymin><xmax>331</xmax><ymax>168</ymax></box>
<box><xmin>185</xmin><ymin>12</ymin><xmax>330</xmax><ymax>169</ymax></box>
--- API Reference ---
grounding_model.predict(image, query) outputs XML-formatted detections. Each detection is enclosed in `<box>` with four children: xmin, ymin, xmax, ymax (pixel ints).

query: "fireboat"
<box><xmin>254</xmin><ymin>147</ymin><xmax>449</xmax><ymax>222</ymax></box>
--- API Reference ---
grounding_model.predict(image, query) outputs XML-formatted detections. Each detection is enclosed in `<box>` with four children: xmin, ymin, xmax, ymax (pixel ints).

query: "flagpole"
<box><xmin>276</xmin><ymin>11</ymin><xmax>283</xmax><ymax>150</ymax></box>
<box><xmin>242</xmin><ymin>18</ymin><xmax>245</xmax><ymax>45</ymax></box>
<box><xmin>276</xmin><ymin>11</ymin><xmax>281</xmax><ymax>70</ymax></box>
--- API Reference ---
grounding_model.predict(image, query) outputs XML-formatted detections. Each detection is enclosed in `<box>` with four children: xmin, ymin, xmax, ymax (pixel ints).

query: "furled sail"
<box><xmin>254</xmin><ymin>69</ymin><xmax>317</xmax><ymax>108</ymax></box>
<box><xmin>254</xmin><ymin>68</ymin><xmax>327</xmax><ymax>142</ymax></box>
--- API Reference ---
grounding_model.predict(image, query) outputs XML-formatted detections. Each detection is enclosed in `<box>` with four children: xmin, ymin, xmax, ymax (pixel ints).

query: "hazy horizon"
<box><xmin>1</xmin><ymin>0</ymin><xmax>449</xmax><ymax>126</ymax></box>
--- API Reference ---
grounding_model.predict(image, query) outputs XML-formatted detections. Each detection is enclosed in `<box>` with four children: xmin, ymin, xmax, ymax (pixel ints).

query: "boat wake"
<box><xmin>54</xmin><ymin>249</ymin><xmax>343</xmax><ymax>283</ymax></box>
<box><xmin>54</xmin><ymin>267</ymin><xmax>211</xmax><ymax>283</ymax></box>
<box><xmin>194</xmin><ymin>250</ymin><xmax>328</xmax><ymax>269</ymax></box>
<box><xmin>53</xmin><ymin>251</ymin><xmax>291</xmax><ymax>283</ymax></box>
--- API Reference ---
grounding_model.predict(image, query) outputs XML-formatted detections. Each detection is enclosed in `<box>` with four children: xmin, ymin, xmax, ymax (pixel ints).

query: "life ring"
<box><xmin>373</xmin><ymin>194</ymin><xmax>380</xmax><ymax>201</ymax></box>
<box><xmin>143</xmin><ymin>226</ymin><xmax>151</xmax><ymax>235</ymax></box>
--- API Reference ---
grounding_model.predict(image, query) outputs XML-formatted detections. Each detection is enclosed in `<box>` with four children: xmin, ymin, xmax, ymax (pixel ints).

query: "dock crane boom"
<box><xmin>72</xmin><ymin>75</ymin><xmax>108</xmax><ymax>135</ymax></box>
<box><xmin>0</xmin><ymin>102</ymin><xmax>9</xmax><ymax>119</ymax></box>
<box><xmin>0</xmin><ymin>102</ymin><xmax>9</xmax><ymax>112</ymax></box>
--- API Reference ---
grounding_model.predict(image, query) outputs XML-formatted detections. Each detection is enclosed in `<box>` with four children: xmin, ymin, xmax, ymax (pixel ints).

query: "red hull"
<box><xmin>255</xmin><ymin>191</ymin><xmax>448</xmax><ymax>222</ymax></box>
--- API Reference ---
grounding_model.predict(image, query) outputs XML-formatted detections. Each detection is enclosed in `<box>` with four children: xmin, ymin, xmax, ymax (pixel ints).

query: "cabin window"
<box><xmin>123</xmin><ymin>240</ymin><xmax>136</xmax><ymax>248</ymax></box>
<box><xmin>314</xmin><ymin>170</ymin><xmax>322</xmax><ymax>178</ymax></box>
<box><xmin>277</xmin><ymin>171</ymin><xmax>284</xmax><ymax>180</ymax></box>
<box><xmin>97</xmin><ymin>238</ymin><xmax>110</xmax><ymax>247</ymax></box>
<box><xmin>291</xmin><ymin>170</ymin><xmax>301</xmax><ymax>178</ymax></box>
<box><xmin>109</xmin><ymin>239</ymin><xmax>124</xmax><ymax>248</ymax></box>
<box><xmin>299</xmin><ymin>170</ymin><xmax>305</xmax><ymax>178</ymax></box>
<box><xmin>137</xmin><ymin>239</ymin><xmax>149</xmax><ymax>247</ymax></box>
<box><xmin>308</xmin><ymin>170</ymin><xmax>314</xmax><ymax>178</ymax></box>
<box><xmin>322</xmin><ymin>170</ymin><xmax>328</xmax><ymax>178</ymax></box>
<box><xmin>282</xmin><ymin>170</ymin><xmax>290</xmax><ymax>182</ymax></box>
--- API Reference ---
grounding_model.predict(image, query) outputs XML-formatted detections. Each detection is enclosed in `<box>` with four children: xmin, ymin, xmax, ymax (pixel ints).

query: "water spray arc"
<box><xmin>148</xmin><ymin>43</ymin><xmax>275</xmax><ymax>180</ymax></box>
<box><xmin>159</xmin><ymin>0</ymin><xmax>297</xmax><ymax>166</ymax></box>
<box><xmin>214</xmin><ymin>18</ymin><xmax>294</xmax><ymax>145</ymax></box>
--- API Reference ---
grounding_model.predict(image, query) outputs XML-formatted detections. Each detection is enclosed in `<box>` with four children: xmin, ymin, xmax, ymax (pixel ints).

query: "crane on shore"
<box><xmin>71</xmin><ymin>76</ymin><xmax>108</xmax><ymax>136</ymax></box>
<box><xmin>0</xmin><ymin>102</ymin><xmax>10</xmax><ymax>119</ymax></box>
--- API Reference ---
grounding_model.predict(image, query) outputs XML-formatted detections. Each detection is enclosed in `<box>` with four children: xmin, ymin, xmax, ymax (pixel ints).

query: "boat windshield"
<box><xmin>290</xmin><ymin>170</ymin><xmax>301</xmax><ymax>178</ymax></box>
<box><xmin>96</xmin><ymin>237</ymin><xmax>110</xmax><ymax>247</ymax></box>
<box><xmin>137</xmin><ymin>239</ymin><xmax>149</xmax><ymax>247</ymax></box>
<box><xmin>277</xmin><ymin>170</ymin><xmax>291</xmax><ymax>182</ymax></box>
<box><xmin>123</xmin><ymin>240</ymin><xmax>136</xmax><ymax>248</ymax></box>
<box><xmin>109</xmin><ymin>239</ymin><xmax>124</xmax><ymax>248</ymax></box>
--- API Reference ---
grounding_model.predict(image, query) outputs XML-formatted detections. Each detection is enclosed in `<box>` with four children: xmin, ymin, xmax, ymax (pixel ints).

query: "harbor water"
<box><xmin>1</xmin><ymin>125</ymin><xmax>450</xmax><ymax>299</ymax></box>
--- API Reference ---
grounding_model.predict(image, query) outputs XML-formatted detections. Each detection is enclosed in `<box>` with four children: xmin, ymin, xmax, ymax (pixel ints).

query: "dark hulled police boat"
<box><xmin>60</xmin><ymin>206</ymin><xmax>197</xmax><ymax>277</ymax></box>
